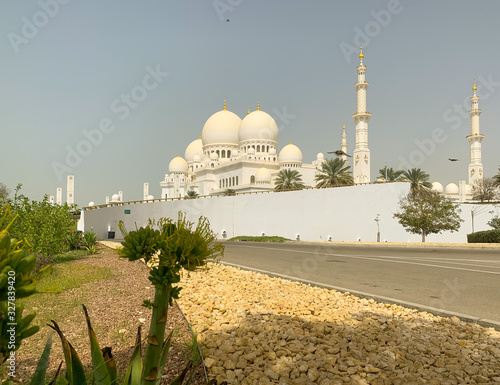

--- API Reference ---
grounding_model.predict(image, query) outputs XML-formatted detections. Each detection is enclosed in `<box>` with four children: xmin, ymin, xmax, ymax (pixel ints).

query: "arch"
<box><xmin>266</xmin><ymin>145</ymin><xmax>269</xmax><ymax>152</ymax></box>
<box><xmin>232</xmin><ymin>176</ymin><xmax>235</xmax><ymax>186</ymax></box>
<box><xmin>211</xmin><ymin>163</ymin><xmax>214</xmax><ymax>168</ymax></box>
<box><xmin>221</xmin><ymin>150</ymin><xmax>226</xmax><ymax>158</ymax></box>
<box><xmin>219</xmin><ymin>180</ymin><xmax>222</xmax><ymax>188</ymax></box>
<box><xmin>227</xmin><ymin>150</ymin><xmax>231</xmax><ymax>158</ymax></box>
<box><xmin>236</xmin><ymin>176</ymin><xmax>239</xmax><ymax>185</ymax></box>
<box><xmin>250</xmin><ymin>175</ymin><xmax>255</xmax><ymax>184</ymax></box>
<box><xmin>216</xmin><ymin>150</ymin><xmax>220</xmax><ymax>157</ymax></box>
<box><xmin>257</xmin><ymin>145</ymin><xmax>261</xmax><ymax>153</ymax></box>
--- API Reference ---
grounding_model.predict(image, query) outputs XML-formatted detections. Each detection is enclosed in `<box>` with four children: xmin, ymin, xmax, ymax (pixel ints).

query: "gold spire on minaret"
<box><xmin>342</xmin><ymin>123</ymin><xmax>346</xmax><ymax>131</ymax></box>
<box><xmin>359</xmin><ymin>46</ymin><xmax>364</xmax><ymax>60</ymax></box>
<box><xmin>257</xmin><ymin>99</ymin><xmax>260</xmax><ymax>111</ymax></box>
<box><xmin>247</xmin><ymin>106</ymin><xmax>251</xmax><ymax>115</ymax></box>
<box><xmin>224</xmin><ymin>99</ymin><xmax>227</xmax><ymax>110</ymax></box>
<box><xmin>472</xmin><ymin>79</ymin><xmax>477</xmax><ymax>92</ymax></box>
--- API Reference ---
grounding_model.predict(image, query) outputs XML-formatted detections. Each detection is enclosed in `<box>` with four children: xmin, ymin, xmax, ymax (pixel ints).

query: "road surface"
<box><xmin>222</xmin><ymin>242</ymin><xmax>500</xmax><ymax>327</ymax></box>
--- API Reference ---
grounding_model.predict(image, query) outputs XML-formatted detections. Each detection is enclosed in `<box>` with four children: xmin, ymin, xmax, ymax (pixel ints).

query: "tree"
<box><xmin>378</xmin><ymin>166</ymin><xmax>404</xmax><ymax>182</ymax></box>
<box><xmin>315</xmin><ymin>158</ymin><xmax>353</xmax><ymax>188</ymax></box>
<box><xmin>393</xmin><ymin>189</ymin><xmax>463</xmax><ymax>242</ymax></box>
<box><xmin>493</xmin><ymin>167</ymin><xmax>500</xmax><ymax>187</ymax></box>
<box><xmin>274</xmin><ymin>169</ymin><xmax>305</xmax><ymax>191</ymax></box>
<box><xmin>184</xmin><ymin>189</ymin><xmax>199</xmax><ymax>199</ymax></box>
<box><xmin>402</xmin><ymin>168</ymin><xmax>432</xmax><ymax>196</ymax></box>
<box><xmin>472</xmin><ymin>178</ymin><xmax>499</xmax><ymax>202</ymax></box>
<box><xmin>488</xmin><ymin>217</ymin><xmax>500</xmax><ymax>230</ymax></box>
<box><xmin>0</xmin><ymin>183</ymin><xmax>9</xmax><ymax>204</ymax></box>
<box><xmin>223</xmin><ymin>188</ymin><xmax>236</xmax><ymax>196</ymax></box>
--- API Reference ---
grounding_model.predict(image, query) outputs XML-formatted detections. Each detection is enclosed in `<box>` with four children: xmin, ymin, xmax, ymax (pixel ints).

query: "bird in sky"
<box><xmin>448</xmin><ymin>158</ymin><xmax>460</xmax><ymax>162</ymax></box>
<box><xmin>328</xmin><ymin>150</ymin><xmax>351</xmax><ymax>157</ymax></box>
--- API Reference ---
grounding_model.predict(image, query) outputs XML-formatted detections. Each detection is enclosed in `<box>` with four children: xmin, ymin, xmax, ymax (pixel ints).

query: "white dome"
<box><xmin>169</xmin><ymin>156</ymin><xmax>188</xmax><ymax>173</ymax></box>
<box><xmin>239</xmin><ymin>110</ymin><xmax>279</xmax><ymax>143</ymax></box>
<box><xmin>269</xmin><ymin>148</ymin><xmax>277</xmax><ymax>155</ymax></box>
<box><xmin>193</xmin><ymin>154</ymin><xmax>201</xmax><ymax>162</ymax></box>
<box><xmin>255</xmin><ymin>167</ymin><xmax>272</xmax><ymax>183</ymax></box>
<box><xmin>317</xmin><ymin>152</ymin><xmax>324</xmax><ymax>161</ymax></box>
<box><xmin>185</xmin><ymin>138</ymin><xmax>203</xmax><ymax>162</ymax></box>
<box><xmin>279</xmin><ymin>142</ymin><xmax>303</xmax><ymax>163</ymax></box>
<box><xmin>147</xmin><ymin>195</ymin><xmax>154</xmax><ymax>200</ymax></box>
<box><xmin>88</xmin><ymin>201</ymin><xmax>95</xmax><ymax>207</ymax></box>
<box><xmin>248</xmin><ymin>147</ymin><xmax>255</xmax><ymax>155</ymax></box>
<box><xmin>445</xmin><ymin>183</ymin><xmax>459</xmax><ymax>195</ymax></box>
<box><xmin>210</xmin><ymin>152</ymin><xmax>219</xmax><ymax>160</ymax></box>
<box><xmin>432</xmin><ymin>181</ymin><xmax>444</xmax><ymax>193</ymax></box>
<box><xmin>111</xmin><ymin>194</ymin><xmax>120</xmax><ymax>202</ymax></box>
<box><xmin>202</xmin><ymin>109</ymin><xmax>241</xmax><ymax>146</ymax></box>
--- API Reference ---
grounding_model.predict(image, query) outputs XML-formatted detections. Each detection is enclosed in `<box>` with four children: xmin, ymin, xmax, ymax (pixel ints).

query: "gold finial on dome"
<box><xmin>224</xmin><ymin>99</ymin><xmax>227</xmax><ymax>110</ymax></box>
<box><xmin>472</xmin><ymin>79</ymin><xmax>477</xmax><ymax>92</ymax></box>
<box><xmin>199</xmin><ymin>132</ymin><xmax>202</xmax><ymax>139</ymax></box>
<box><xmin>247</xmin><ymin>106</ymin><xmax>251</xmax><ymax>114</ymax></box>
<box><xmin>289</xmin><ymin>139</ymin><xmax>292</xmax><ymax>145</ymax></box>
<box><xmin>257</xmin><ymin>99</ymin><xmax>260</xmax><ymax>111</ymax></box>
<box><xmin>359</xmin><ymin>46</ymin><xmax>364</xmax><ymax>60</ymax></box>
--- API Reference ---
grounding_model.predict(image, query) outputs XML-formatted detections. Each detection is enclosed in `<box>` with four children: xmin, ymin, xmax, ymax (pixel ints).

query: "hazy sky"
<box><xmin>1</xmin><ymin>1</ymin><xmax>499</xmax><ymax>206</ymax></box>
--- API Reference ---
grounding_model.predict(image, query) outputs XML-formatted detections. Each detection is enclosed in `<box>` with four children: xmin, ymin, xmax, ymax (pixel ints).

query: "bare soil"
<box><xmin>15</xmin><ymin>244</ymin><xmax>206</xmax><ymax>384</ymax></box>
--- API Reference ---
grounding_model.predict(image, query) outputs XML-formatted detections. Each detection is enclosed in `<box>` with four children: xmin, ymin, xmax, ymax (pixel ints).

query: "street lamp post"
<box><xmin>375</xmin><ymin>214</ymin><xmax>381</xmax><ymax>242</ymax></box>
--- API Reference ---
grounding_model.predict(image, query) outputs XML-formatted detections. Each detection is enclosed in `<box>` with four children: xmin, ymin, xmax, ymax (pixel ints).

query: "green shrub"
<box><xmin>8</xmin><ymin>185</ymin><xmax>77</xmax><ymax>255</ymax></box>
<box><xmin>467</xmin><ymin>229</ymin><xmax>500</xmax><ymax>243</ymax></box>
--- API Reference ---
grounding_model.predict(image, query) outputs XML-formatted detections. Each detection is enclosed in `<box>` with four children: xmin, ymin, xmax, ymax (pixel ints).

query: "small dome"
<box><xmin>239</xmin><ymin>110</ymin><xmax>279</xmax><ymax>143</ymax></box>
<box><xmin>88</xmin><ymin>201</ymin><xmax>95</xmax><ymax>207</ymax></box>
<box><xmin>432</xmin><ymin>181</ymin><xmax>444</xmax><ymax>193</ymax></box>
<box><xmin>111</xmin><ymin>194</ymin><xmax>120</xmax><ymax>202</ymax></box>
<box><xmin>279</xmin><ymin>142</ymin><xmax>303</xmax><ymax>164</ymax></box>
<box><xmin>210</xmin><ymin>152</ymin><xmax>219</xmax><ymax>161</ymax></box>
<box><xmin>445</xmin><ymin>183</ymin><xmax>459</xmax><ymax>195</ymax></box>
<box><xmin>169</xmin><ymin>156</ymin><xmax>188</xmax><ymax>173</ymax></box>
<box><xmin>185</xmin><ymin>138</ymin><xmax>203</xmax><ymax>162</ymax></box>
<box><xmin>269</xmin><ymin>148</ymin><xmax>277</xmax><ymax>155</ymax></box>
<box><xmin>232</xmin><ymin>149</ymin><xmax>239</xmax><ymax>157</ymax></box>
<box><xmin>193</xmin><ymin>154</ymin><xmax>201</xmax><ymax>162</ymax></box>
<box><xmin>465</xmin><ymin>184</ymin><xmax>472</xmax><ymax>195</ymax></box>
<box><xmin>146</xmin><ymin>195</ymin><xmax>154</xmax><ymax>200</ymax></box>
<box><xmin>317</xmin><ymin>152</ymin><xmax>324</xmax><ymax>161</ymax></box>
<box><xmin>202</xmin><ymin>109</ymin><xmax>241</xmax><ymax>146</ymax></box>
<box><xmin>248</xmin><ymin>147</ymin><xmax>255</xmax><ymax>155</ymax></box>
<box><xmin>255</xmin><ymin>167</ymin><xmax>272</xmax><ymax>183</ymax></box>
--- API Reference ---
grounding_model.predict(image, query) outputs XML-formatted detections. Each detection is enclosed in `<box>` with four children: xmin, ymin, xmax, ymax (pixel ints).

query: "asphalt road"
<box><xmin>221</xmin><ymin>242</ymin><xmax>500</xmax><ymax>327</ymax></box>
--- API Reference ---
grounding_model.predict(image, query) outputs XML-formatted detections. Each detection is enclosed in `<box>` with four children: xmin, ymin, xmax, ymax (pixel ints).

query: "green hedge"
<box><xmin>467</xmin><ymin>229</ymin><xmax>500</xmax><ymax>243</ymax></box>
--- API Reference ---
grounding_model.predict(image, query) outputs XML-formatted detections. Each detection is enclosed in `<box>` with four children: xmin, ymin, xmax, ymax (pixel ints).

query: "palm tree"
<box><xmin>494</xmin><ymin>167</ymin><xmax>500</xmax><ymax>187</ymax></box>
<box><xmin>184</xmin><ymin>190</ymin><xmax>199</xmax><ymax>199</ymax></box>
<box><xmin>402</xmin><ymin>168</ymin><xmax>432</xmax><ymax>195</ymax></box>
<box><xmin>223</xmin><ymin>189</ymin><xmax>236</xmax><ymax>196</ymax></box>
<box><xmin>378</xmin><ymin>166</ymin><xmax>404</xmax><ymax>182</ymax></box>
<box><xmin>274</xmin><ymin>169</ymin><xmax>305</xmax><ymax>191</ymax></box>
<box><xmin>315</xmin><ymin>158</ymin><xmax>353</xmax><ymax>188</ymax></box>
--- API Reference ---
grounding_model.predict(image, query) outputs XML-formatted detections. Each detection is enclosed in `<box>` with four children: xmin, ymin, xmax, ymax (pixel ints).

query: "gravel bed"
<box><xmin>177</xmin><ymin>263</ymin><xmax>500</xmax><ymax>385</ymax></box>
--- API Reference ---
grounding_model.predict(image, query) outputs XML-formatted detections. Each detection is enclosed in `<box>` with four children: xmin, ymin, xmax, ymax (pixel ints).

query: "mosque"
<box><xmin>158</xmin><ymin>47</ymin><xmax>373</xmax><ymax>199</ymax></box>
<box><xmin>156</xmin><ymin>47</ymin><xmax>485</xmax><ymax>202</ymax></box>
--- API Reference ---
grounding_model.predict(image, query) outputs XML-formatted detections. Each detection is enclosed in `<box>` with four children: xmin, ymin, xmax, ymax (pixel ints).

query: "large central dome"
<box><xmin>201</xmin><ymin>109</ymin><xmax>241</xmax><ymax>146</ymax></box>
<box><xmin>239</xmin><ymin>110</ymin><xmax>279</xmax><ymax>143</ymax></box>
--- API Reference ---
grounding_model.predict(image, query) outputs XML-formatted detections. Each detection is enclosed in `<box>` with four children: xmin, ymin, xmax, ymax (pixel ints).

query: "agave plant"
<box><xmin>30</xmin><ymin>212</ymin><xmax>224</xmax><ymax>385</ymax></box>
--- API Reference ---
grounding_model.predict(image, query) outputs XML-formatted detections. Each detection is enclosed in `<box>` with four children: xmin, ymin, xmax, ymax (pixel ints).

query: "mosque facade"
<box><xmin>154</xmin><ymin>47</ymin><xmax>485</xmax><ymax>202</ymax></box>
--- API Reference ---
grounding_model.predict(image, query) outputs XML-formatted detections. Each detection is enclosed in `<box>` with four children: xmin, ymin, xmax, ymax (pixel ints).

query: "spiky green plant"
<box><xmin>30</xmin><ymin>212</ymin><xmax>224</xmax><ymax>385</ymax></box>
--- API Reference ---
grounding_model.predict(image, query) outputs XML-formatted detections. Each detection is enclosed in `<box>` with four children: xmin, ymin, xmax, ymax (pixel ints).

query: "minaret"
<box><xmin>467</xmin><ymin>80</ymin><xmax>484</xmax><ymax>185</ymax></box>
<box><xmin>352</xmin><ymin>46</ymin><xmax>371</xmax><ymax>184</ymax></box>
<box><xmin>340</xmin><ymin>123</ymin><xmax>348</xmax><ymax>164</ymax></box>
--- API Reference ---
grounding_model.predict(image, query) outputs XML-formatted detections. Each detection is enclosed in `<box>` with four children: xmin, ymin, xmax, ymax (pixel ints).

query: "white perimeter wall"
<box><xmin>81</xmin><ymin>183</ymin><xmax>498</xmax><ymax>243</ymax></box>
